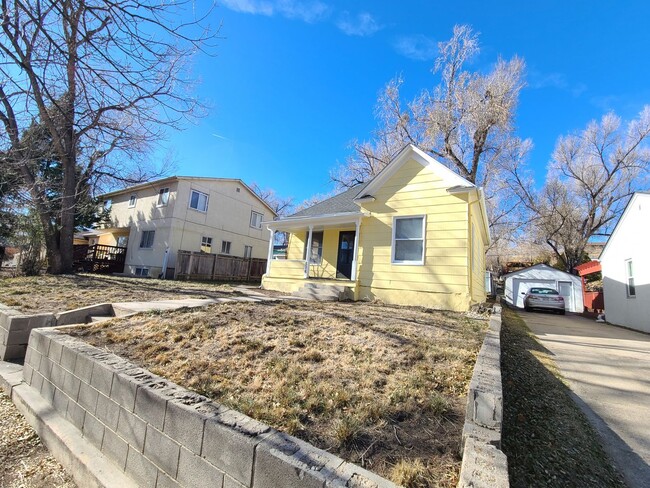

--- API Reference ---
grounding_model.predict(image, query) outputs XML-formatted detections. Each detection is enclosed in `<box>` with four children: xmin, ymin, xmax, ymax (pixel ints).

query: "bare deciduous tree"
<box><xmin>331</xmin><ymin>25</ymin><xmax>530</xmax><ymax>246</ymax></box>
<box><xmin>0</xmin><ymin>1</ymin><xmax>216</xmax><ymax>273</ymax></box>
<box><xmin>510</xmin><ymin>107</ymin><xmax>650</xmax><ymax>271</ymax></box>
<box><xmin>250</xmin><ymin>183</ymin><xmax>294</xmax><ymax>217</ymax></box>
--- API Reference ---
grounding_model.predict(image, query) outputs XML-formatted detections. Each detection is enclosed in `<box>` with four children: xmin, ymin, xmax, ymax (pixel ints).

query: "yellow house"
<box><xmin>261</xmin><ymin>145</ymin><xmax>490</xmax><ymax>311</ymax></box>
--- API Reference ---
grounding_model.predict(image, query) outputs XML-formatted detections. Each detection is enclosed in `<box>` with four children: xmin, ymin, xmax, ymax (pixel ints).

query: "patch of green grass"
<box><xmin>501</xmin><ymin>307</ymin><xmax>625</xmax><ymax>487</ymax></box>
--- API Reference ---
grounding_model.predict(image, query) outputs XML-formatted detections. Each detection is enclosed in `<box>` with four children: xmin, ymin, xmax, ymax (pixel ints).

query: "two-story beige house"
<box><xmin>87</xmin><ymin>177</ymin><xmax>276</xmax><ymax>278</ymax></box>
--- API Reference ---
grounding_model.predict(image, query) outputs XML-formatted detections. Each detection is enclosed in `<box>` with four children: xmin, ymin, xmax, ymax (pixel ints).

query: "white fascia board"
<box><xmin>446</xmin><ymin>185</ymin><xmax>491</xmax><ymax>246</ymax></box>
<box><xmin>360</xmin><ymin>144</ymin><xmax>475</xmax><ymax>199</ymax></box>
<box><xmin>599</xmin><ymin>193</ymin><xmax>649</xmax><ymax>262</ymax></box>
<box><xmin>264</xmin><ymin>212</ymin><xmax>367</xmax><ymax>231</ymax></box>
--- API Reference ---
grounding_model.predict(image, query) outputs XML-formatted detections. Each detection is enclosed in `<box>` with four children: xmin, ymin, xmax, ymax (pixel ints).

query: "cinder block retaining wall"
<box><xmin>457</xmin><ymin>305</ymin><xmax>509</xmax><ymax>487</ymax></box>
<box><xmin>0</xmin><ymin>303</ymin><xmax>55</xmax><ymax>360</ymax></box>
<box><xmin>0</xmin><ymin>304</ymin><xmax>112</xmax><ymax>361</ymax></box>
<box><xmin>23</xmin><ymin>328</ymin><xmax>398</xmax><ymax>488</ymax></box>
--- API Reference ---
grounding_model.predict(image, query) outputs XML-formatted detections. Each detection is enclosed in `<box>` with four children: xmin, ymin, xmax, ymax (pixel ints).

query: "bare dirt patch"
<box><xmin>0</xmin><ymin>274</ymin><xmax>237</xmax><ymax>313</ymax></box>
<box><xmin>0</xmin><ymin>392</ymin><xmax>76</xmax><ymax>488</ymax></box>
<box><xmin>66</xmin><ymin>300</ymin><xmax>488</xmax><ymax>487</ymax></box>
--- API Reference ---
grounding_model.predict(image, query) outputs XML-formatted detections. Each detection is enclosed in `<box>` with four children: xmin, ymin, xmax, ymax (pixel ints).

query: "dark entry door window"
<box><xmin>336</xmin><ymin>231</ymin><xmax>356</xmax><ymax>279</ymax></box>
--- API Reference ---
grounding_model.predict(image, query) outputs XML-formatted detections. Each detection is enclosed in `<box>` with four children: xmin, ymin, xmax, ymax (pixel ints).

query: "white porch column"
<box><xmin>351</xmin><ymin>219</ymin><xmax>361</xmax><ymax>282</ymax></box>
<box><xmin>265</xmin><ymin>228</ymin><xmax>274</xmax><ymax>275</ymax></box>
<box><xmin>304</xmin><ymin>225</ymin><xmax>314</xmax><ymax>279</ymax></box>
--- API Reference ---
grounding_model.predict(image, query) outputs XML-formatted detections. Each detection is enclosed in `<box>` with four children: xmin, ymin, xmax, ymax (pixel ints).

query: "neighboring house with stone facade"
<box><xmin>261</xmin><ymin>145</ymin><xmax>490</xmax><ymax>311</ymax></box>
<box><xmin>86</xmin><ymin>177</ymin><xmax>276</xmax><ymax>278</ymax></box>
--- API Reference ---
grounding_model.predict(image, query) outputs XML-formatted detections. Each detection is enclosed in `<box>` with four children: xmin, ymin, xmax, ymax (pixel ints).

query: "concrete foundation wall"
<box><xmin>458</xmin><ymin>305</ymin><xmax>509</xmax><ymax>488</ymax></box>
<box><xmin>23</xmin><ymin>328</ymin><xmax>399</xmax><ymax>488</ymax></box>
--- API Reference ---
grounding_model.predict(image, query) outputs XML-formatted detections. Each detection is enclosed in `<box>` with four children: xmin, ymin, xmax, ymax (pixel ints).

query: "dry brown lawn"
<box><xmin>67</xmin><ymin>299</ymin><xmax>488</xmax><ymax>487</ymax></box>
<box><xmin>0</xmin><ymin>274</ymin><xmax>237</xmax><ymax>313</ymax></box>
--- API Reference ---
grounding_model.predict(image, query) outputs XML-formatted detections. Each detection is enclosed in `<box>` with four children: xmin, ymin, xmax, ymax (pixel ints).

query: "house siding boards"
<box><xmin>262</xmin><ymin>145</ymin><xmax>490</xmax><ymax>311</ymax></box>
<box><xmin>600</xmin><ymin>193</ymin><xmax>650</xmax><ymax>333</ymax></box>
<box><xmin>355</xmin><ymin>157</ymin><xmax>471</xmax><ymax>309</ymax></box>
<box><xmin>98</xmin><ymin>177</ymin><xmax>275</xmax><ymax>278</ymax></box>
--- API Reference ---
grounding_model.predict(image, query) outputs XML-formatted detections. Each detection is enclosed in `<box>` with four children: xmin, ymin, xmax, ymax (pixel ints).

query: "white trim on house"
<box><xmin>189</xmin><ymin>189</ymin><xmax>209</xmax><ymax>213</ymax></box>
<box><xmin>391</xmin><ymin>214</ymin><xmax>426</xmax><ymax>265</ymax></box>
<box><xmin>356</xmin><ymin>144</ymin><xmax>474</xmax><ymax>200</ymax></box>
<box><xmin>264</xmin><ymin>212</ymin><xmax>367</xmax><ymax>232</ymax></box>
<box><xmin>600</xmin><ymin>192</ymin><xmax>650</xmax><ymax>262</ymax></box>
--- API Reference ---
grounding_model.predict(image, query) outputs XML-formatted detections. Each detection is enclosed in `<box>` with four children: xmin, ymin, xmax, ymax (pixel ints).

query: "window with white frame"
<box><xmin>128</xmin><ymin>195</ymin><xmax>137</xmax><ymax>208</ymax></box>
<box><xmin>221</xmin><ymin>240</ymin><xmax>231</xmax><ymax>254</ymax></box>
<box><xmin>189</xmin><ymin>190</ymin><xmax>209</xmax><ymax>212</ymax></box>
<box><xmin>103</xmin><ymin>199</ymin><xmax>112</xmax><ymax>210</ymax></box>
<box><xmin>135</xmin><ymin>267</ymin><xmax>149</xmax><ymax>277</ymax></box>
<box><xmin>139</xmin><ymin>230</ymin><xmax>155</xmax><ymax>249</ymax></box>
<box><xmin>157</xmin><ymin>188</ymin><xmax>170</xmax><ymax>206</ymax></box>
<box><xmin>244</xmin><ymin>245</ymin><xmax>253</xmax><ymax>258</ymax></box>
<box><xmin>250</xmin><ymin>211</ymin><xmax>263</xmax><ymax>229</ymax></box>
<box><xmin>625</xmin><ymin>259</ymin><xmax>636</xmax><ymax>297</ymax></box>
<box><xmin>303</xmin><ymin>231</ymin><xmax>323</xmax><ymax>265</ymax></box>
<box><xmin>392</xmin><ymin>216</ymin><xmax>425</xmax><ymax>264</ymax></box>
<box><xmin>201</xmin><ymin>236</ymin><xmax>213</xmax><ymax>253</ymax></box>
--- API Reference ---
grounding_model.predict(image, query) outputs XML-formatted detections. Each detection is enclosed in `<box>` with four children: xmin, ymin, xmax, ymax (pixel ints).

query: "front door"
<box><xmin>336</xmin><ymin>231</ymin><xmax>356</xmax><ymax>279</ymax></box>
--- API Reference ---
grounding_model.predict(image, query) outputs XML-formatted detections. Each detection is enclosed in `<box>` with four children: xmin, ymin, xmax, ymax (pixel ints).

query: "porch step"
<box><xmin>293</xmin><ymin>283</ymin><xmax>350</xmax><ymax>301</ymax></box>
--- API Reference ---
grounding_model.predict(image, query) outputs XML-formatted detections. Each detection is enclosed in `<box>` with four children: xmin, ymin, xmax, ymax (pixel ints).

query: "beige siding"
<box><xmin>101</xmin><ymin>178</ymin><xmax>274</xmax><ymax>277</ymax></box>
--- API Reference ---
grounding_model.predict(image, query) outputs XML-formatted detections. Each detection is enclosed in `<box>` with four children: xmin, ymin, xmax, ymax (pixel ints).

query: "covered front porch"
<box><xmin>261</xmin><ymin>212</ymin><xmax>365</xmax><ymax>298</ymax></box>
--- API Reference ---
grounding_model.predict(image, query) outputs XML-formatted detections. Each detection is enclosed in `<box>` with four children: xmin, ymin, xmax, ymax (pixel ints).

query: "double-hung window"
<box><xmin>244</xmin><ymin>245</ymin><xmax>253</xmax><ymax>258</ymax></box>
<box><xmin>303</xmin><ymin>231</ymin><xmax>323</xmax><ymax>265</ymax></box>
<box><xmin>128</xmin><ymin>195</ymin><xmax>137</xmax><ymax>208</ymax></box>
<box><xmin>221</xmin><ymin>240</ymin><xmax>231</xmax><ymax>254</ymax></box>
<box><xmin>250</xmin><ymin>211</ymin><xmax>263</xmax><ymax>229</ymax></box>
<box><xmin>625</xmin><ymin>259</ymin><xmax>636</xmax><ymax>297</ymax></box>
<box><xmin>139</xmin><ymin>230</ymin><xmax>155</xmax><ymax>249</ymax></box>
<box><xmin>157</xmin><ymin>188</ymin><xmax>170</xmax><ymax>206</ymax></box>
<box><xmin>189</xmin><ymin>190</ymin><xmax>209</xmax><ymax>212</ymax></box>
<box><xmin>201</xmin><ymin>236</ymin><xmax>213</xmax><ymax>253</ymax></box>
<box><xmin>392</xmin><ymin>216</ymin><xmax>425</xmax><ymax>265</ymax></box>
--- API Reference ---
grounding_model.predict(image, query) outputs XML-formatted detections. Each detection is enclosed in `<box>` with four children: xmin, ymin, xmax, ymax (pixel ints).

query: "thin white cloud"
<box><xmin>393</xmin><ymin>35</ymin><xmax>438</xmax><ymax>61</ymax></box>
<box><xmin>529</xmin><ymin>70</ymin><xmax>586</xmax><ymax>97</ymax></box>
<box><xmin>220</xmin><ymin>0</ymin><xmax>330</xmax><ymax>23</ymax></box>
<box><xmin>336</xmin><ymin>11</ymin><xmax>382</xmax><ymax>37</ymax></box>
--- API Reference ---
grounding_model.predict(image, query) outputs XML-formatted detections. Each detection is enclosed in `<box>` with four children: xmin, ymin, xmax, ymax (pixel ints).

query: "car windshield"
<box><xmin>529</xmin><ymin>288</ymin><xmax>559</xmax><ymax>295</ymax></box>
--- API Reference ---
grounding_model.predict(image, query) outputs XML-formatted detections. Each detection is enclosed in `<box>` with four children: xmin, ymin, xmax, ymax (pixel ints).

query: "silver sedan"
<box><xmin>523</xmin><ymin>287</ymin><xmax>566</xmax><ymax>314</ymax></box>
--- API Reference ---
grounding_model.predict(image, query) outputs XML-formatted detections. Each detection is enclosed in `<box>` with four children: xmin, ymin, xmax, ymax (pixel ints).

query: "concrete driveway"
<box><xmin>519</xmin><ymin>310</ymin><xmax>650</xmax><ymax>488</ymax></box>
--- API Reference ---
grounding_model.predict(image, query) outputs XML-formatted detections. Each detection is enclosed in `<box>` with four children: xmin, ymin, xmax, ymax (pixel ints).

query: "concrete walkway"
<box><xmin>519</xmin><ymin>311</ymin><xmax>650</xmax><ymax>488</ymax></box>
<box><xmin>111</xmin><ymin>288</ymin><xmax>289</xmax><ymax>316</ymax></box>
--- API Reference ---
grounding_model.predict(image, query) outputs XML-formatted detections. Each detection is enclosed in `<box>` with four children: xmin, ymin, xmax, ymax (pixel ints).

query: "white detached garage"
<box><xmin>503</xmin><ymin>264</ymin><xmax>584</xmax><ymax>313</ymax></box>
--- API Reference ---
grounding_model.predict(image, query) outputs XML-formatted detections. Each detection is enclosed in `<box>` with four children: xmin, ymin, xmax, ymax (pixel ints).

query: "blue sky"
<box><xmin>158</xmin><ymin>0</ymin><xmax>650</xmax><ymax>205</ymax></box>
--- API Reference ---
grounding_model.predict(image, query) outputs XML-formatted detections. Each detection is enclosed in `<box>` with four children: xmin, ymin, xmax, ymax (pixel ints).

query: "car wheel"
<box><xmin>560</xmin><ymin>309</ymin><xmax>566</xmax><ymax>315</ymax></box>
<box><xmin>524</xmin><ymin>304</ymin><xmax>531</xmax><ymax>312</ymax></box>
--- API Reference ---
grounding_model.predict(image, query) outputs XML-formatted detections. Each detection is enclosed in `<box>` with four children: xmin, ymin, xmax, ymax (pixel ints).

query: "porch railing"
<box><xmin>73</xmin><ymin>244</ymin><xmax>127</xmax><ymax>274</ymax></box>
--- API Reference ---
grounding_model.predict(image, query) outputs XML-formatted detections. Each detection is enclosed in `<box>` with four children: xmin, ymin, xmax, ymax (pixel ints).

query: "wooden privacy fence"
<box><xmin>174</xmin><ymin>250</ymin><xmax>267</xmax><ymax>282</ymax></box>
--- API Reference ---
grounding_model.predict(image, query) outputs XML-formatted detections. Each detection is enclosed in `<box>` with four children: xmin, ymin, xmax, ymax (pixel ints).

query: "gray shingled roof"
<box><xmin>289</xmin><ymin>182</ymin><xmax>370</xmax><ymax>218</ymax></box>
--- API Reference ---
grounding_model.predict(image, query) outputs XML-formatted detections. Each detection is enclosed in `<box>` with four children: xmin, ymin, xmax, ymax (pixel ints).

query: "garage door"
<box><xmin>512</xmin><ymin>279</ymin><xmax>556</xmax><ymax>308</ymax></box>
<box><xmin>558</xmin><ymin>281</ymin><xmax>573</xmax><ymax>311</ymax></box>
